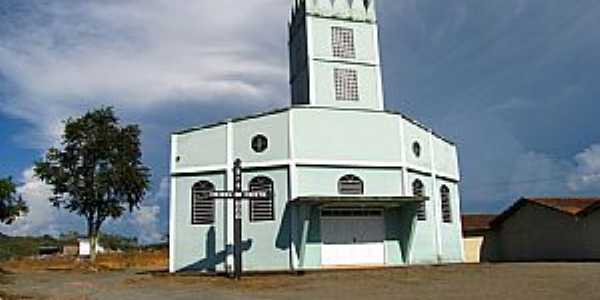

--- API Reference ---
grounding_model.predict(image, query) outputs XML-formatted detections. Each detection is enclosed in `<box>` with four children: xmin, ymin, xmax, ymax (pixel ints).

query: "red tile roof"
<box><xmin>528</xmin><ymin>198</ymin><xmax>600</xmax><ymax>215</ymax></box>
<box><xmin>491</xmin><ymin>197</ymin><xmax>600</xmax><ymax>228</ymax></box>
<box><xmin>461</xmin><ymin>214</ymin><xmax>496</xmax><ymax>233</ymax></box>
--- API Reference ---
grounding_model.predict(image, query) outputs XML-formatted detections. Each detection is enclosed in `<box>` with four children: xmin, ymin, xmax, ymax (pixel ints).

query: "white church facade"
<box><xmin>169</xmin><ymin>0</ymin><xmax>464</xmax><ymax>273</ymax></box>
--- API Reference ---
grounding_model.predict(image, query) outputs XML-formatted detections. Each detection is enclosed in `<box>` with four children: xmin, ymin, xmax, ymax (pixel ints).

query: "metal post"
<box><xmin>233</xmin><ymin>159</ymin><xmax>243</xmax><ymax>280</ymax></box>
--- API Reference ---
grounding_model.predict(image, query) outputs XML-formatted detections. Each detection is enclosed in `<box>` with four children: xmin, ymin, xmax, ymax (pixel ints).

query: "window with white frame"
<box><xmin>338</xmin><ymin>174</ymin><xmax>364</xmax><ymax>195</ymax></box>
<box><xmin>413</xmin><ymin>179</ymin><xmax>426</xmax><ymax>221</ymax></box>
<box><xmin>441</xmin><ymin>185</ymin><xmax>452</xmax><ymax>223</ymax></box>
<box><xmin>334</xmin><ymin>68</ymin><xmax>359</xmax><ymax>101</ymax></box>
<box><xmin>249</xmin><ymin>176</ymin><xmax>275</xmax><ymax>222</ymax></box>
<box><xmin>191</xmin><ymin>181</ymin><xmax>215</xmax><ymax>225</ymax></box>
<box><xmin>331</xmin><ymin>26</ymin><xmax>356</xmax><ymax>59</ymax></box>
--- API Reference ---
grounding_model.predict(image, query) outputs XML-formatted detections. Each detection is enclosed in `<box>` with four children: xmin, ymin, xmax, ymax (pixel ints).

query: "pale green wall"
<box><xmin>172</xmin><ymin>168</ymin><xmax>292</xmax><ymax>272</ymax></box>
<box><xmin>296</xmin><ymin>166</ymin><xmax>403</xmax><ymax>196</ymax></box>
<box><xmin>233</xmin><ymin>112</ymin><xmax>290</xmax><ymax>163</ymax></box>
<box><xmin>174</xmin><ymin>126</ymin><xmax>227</xmax><ymax>169</ymax></box>
<box><xmin>172</xmin><ymin>173</ymin><xmax>227</xmax><ymax>272</ymax></box>
<box><xmin>239</xmin><ymin>168</ymin><xmax>292</xmax><ymax>271</ymax></box>
<box><xmin>404</xmin><ymin>120</ymin><xmax>432</xmax><ymax>170</ymax></box>
<box><xmin>304</xmin><ymin>14</ymin><xmax>383</xmax><ymax>110</ymax></box>
<box><xmin>406</xmin><ymin>172</ymin><xmax>438</xmax><ymax>264</ymax></box>
<box><xmin>171</xmin><ymin>107</ymin><xmax>464</xmax><ymax>271</ymax></box>
<box><xmin>309</xmin><ymin>17</ymin><xmax>378</xmax><ymax>63</ymax></box>
<box><xmin>311</xmin><ymin>62</ymin><xmax>382</xmax><ymax>109</ymax></box>
<box><xmin>437</xmin><ymin>180</ymin><xmax>464</xmax><ymax>262</ymax></box>
<box><xmin>293</xmin><ymin>108</ymin><xmax>401</xmax><ymax>162</ymax></box>
<box><xmin>433</xmin><ymin>137</ymin><xmax>459</xmax><ymax>178</ymax></box>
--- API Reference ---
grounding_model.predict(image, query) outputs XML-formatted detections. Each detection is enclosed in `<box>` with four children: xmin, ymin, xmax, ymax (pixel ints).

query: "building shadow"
<box><xmin>180</xmin><ymin>226</ymin><xmax>253</xmax><ymax>272</ymax></box>
<box><xmin>275</xmin><ymin>204</ymin><xmax>292</xmax><ymax>250</ymax></box>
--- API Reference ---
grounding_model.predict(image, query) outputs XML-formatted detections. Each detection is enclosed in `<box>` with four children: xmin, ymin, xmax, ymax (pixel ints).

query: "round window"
<box><xmin>412</xmin><ymin>142</ymin><xmax>422</xmax><ymax>158</ymax></box>
<box><xmin>251</xmin><ymin>135</ymin><xmax>268</xmax><ymax>153</ymax></box>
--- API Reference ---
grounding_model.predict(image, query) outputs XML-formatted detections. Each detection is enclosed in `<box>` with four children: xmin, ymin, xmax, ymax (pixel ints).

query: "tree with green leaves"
<box><xmin>35</xmin><ymin>107</ymin><xmax>150</xmax><ymax>261</ymax></box>
<box><xmin>0</xmin><ymin>177</ymin><xmax>28</xmax><ymax>225</ymax></box>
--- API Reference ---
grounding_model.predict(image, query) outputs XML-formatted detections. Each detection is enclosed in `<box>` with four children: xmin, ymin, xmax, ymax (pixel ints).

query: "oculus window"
<box><xmin>251</xmin><ymin>134</ymin><xmax>268</xmax><ymax>153</ymax></box>
<box><xmin>412</xmin><ymin>142</ymin><xmax>422</xmax><ymax>158</ymax></box>
<box><xmin>334</xmin><ymin>68</ymin><xmax>359</xmax><ymax>101</ymax></box>
<box><xmin>191</xmin><ymin>181</ymin><xmax>215</xmax><ymax>225</ymax></box>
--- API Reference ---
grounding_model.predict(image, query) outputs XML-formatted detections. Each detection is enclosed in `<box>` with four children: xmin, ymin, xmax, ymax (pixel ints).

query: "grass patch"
<box><xmin>0</xmin><ymin>249</ymin><xmax>168</xmax><ymax>272</ymax></box>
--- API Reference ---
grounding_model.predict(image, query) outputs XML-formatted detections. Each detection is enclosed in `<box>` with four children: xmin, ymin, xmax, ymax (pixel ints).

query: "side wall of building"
<box><xmin>292</xmin><ymin>108</ymin><xmax>402</xmax><ymax>162</ymax></box>
<box><xmin>579</xmin><ymin>209</ymin><xmax>600</xmax><ymax>259</ymax></box>
<box><xmin>240</xmin><ymin>168</ymin><xmax>292</xmax><ymax>271</ymax></box>
<box><xmin>171</xmin><ymin>108</ymin><xmax>464</xmax><ymax>271</ymax></box>
<box><xmin>172</xmin><ymin>173</ymin><xmax>227</xmax><ymax>272</ymax></box>
<box><xmin>493</xmin><ymin>204</ymin><xmax>583</xmax><ymax>261</ymax></box>
<box><xmin>437</xmin><ymin>179</ymin><xmax>464</xmax><ymax>262</ymax></box>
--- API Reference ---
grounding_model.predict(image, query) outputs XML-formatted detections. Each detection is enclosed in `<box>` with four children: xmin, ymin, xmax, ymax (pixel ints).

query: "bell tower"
<box><xmin>289</xmin><ymin>0</ymin><xmax>384</xmax><ymax>110</ymax></box>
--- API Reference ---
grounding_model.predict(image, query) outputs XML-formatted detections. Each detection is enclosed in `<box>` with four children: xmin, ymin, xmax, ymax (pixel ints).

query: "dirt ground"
<box><xmin>1</xmin><ymin>263</ymin><xmax>600</xmax><ymax>300</ymax></box>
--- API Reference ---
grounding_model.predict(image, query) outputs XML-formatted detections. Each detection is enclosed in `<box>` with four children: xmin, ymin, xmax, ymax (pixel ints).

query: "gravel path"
<box><xmin>1</xmin><ymin>263</ymin><xmax>600</xmax><ymax>300</ymax></box>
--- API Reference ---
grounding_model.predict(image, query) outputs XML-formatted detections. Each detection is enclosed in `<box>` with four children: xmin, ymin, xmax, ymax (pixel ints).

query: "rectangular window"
<box><xmin>332</xmin><ymin>27</ymin><xmax>355</xmax><ymax>59</ymax></box>
<box><xmin>334</xmin><ymin>68</ymin><xmax>359</xmax><ymax>101</ymax></box>
<box><xmin>192</xmin><ymin>190</ymin><xmax>214</xmax><ymax>225</ymax></box>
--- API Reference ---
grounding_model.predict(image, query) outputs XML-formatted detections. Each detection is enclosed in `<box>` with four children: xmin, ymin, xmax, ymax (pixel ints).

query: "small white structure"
<box><xmin>78</xmin><ymin>239</ymin><xmax>105</xmax><ymax>257</ymax></box>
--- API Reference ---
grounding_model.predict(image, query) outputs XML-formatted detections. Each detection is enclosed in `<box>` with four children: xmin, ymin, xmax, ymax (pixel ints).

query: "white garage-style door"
<box><xmin>321</xmin><ymin>208</ymin><xmax>385</xmax><ymax>266</ymax></box>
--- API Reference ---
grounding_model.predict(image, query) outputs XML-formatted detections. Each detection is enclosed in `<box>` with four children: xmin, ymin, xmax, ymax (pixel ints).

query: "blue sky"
<box><xmin>1</xmin><ymin>0</ymin><xmax>600</xmax><ymax>241</ymax></box>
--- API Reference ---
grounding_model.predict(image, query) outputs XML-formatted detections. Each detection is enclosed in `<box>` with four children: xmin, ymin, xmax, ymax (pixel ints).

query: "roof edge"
<box><xmin>171</xmin><ymin>105</ymin><xmax>455</xmax><ymax>145</ymax></box>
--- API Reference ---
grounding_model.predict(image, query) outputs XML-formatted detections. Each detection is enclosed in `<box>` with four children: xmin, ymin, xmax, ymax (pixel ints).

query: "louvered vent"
<box><xmin>334</xmin><ymin>68</ymin><xmax>359</xmax><ymax>101</ymax></box>
<box><xmin>191</xmin><ymin>181</ymin><xmax>215</xmax><ymax>225</ymax></box>
<box><xmin>249</xmin><ymin>177</ymin><xmax>275</xmax><ymax>222</ymax></box>
<box><xmin>332</xmin><ymin>26</ymin><xmax>355</xmax><ymax>58</ymax></box>
<box><xmin>338</xmin><ymin>175</ymin><xmax>364</xmax><ymax>195</ymax></box>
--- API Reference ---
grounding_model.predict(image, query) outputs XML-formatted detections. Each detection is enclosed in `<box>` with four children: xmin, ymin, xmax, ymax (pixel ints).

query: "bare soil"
<box><xmin>1</xmin><ymin>262</ymin><xmax>600</xmax><ymax>300</ymax></box>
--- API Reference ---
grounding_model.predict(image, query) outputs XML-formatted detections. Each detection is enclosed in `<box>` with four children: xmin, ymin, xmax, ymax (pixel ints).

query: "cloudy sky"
<box><xmin>1</xmin><ymin>0</ymin><xmax>599</xmax><ymax>242</ymax></box>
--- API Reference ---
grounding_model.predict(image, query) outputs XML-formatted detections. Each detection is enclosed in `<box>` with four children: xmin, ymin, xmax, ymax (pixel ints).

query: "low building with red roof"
<box><xmin>463</xmin><ymin>197</ymin><xmax>600</xmax><ymax>263</ymax></box>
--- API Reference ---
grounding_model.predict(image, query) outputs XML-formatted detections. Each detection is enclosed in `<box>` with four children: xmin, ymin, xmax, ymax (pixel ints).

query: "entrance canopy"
<box><xmin>292</xmin><ymin>196</ymin><xmax>429</xmax><ymax>208</ymax></box>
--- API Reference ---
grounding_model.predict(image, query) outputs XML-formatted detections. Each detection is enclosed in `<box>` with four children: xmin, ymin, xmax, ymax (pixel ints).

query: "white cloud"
<box><xmin>568</xmin><ymin>144</ymin><xmax>600</xmax><ymax>192</ymax></box>
<box><xmin>0</xmin><ymin>167</ymin><xmax>83</xmax><ymax>236</ymax></box>
<box><xmin>127</xmin><ymin>177</ymin><xmax>170</xmax><ymax>244</ymax></box>
<box><xmin>0</xmin><ymin>1</ymin><xmax>289</xmax><ymax>239</ymax></box>
<box><xmin>0</xmin><ymin>0</ymin><xmax>289</xmax><ymax>145</ymax></box>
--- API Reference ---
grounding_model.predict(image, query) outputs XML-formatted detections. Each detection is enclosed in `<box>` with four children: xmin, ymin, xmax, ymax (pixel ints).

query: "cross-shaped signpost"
<box><xmin>208</xmin><ymin>159</ymin><xmax>269</xmax><ymax>280</ymax></box>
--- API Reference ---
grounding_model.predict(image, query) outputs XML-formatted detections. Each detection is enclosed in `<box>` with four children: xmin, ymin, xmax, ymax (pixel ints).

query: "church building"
<box><xmin>169</xmin><ymin>0</ymin><xmax>464</xmax><ymax>273</ymax></box>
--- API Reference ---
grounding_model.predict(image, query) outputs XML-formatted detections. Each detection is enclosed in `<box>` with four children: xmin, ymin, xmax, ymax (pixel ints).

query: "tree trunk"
<box><xmin>90</xmin><ymin>232</ymin><xmax>98</xmax><ymax>262</ymax></box>
<box><xmin>87</xmin><ymin>218</ymin><xmax>98</xmax><ymax>262</ymax></box>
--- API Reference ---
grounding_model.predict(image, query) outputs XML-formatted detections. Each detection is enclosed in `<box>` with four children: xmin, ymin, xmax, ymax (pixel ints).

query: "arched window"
<box><xmin>441</xmin><ymin>185</ymin><xmax>452</xmax><ymax>223</ymax></box>
<box><xmin>191</xmin><ymin>181</ymin><xmax>215</xmax><ymax>225</ymax></box>
<box><xmin>249</xmin><ymin>176</ymin><xmax>275</xmax><ymax>222</ymax></box>
<box><xmin>338</xmin><ymin>175</ymin><xmax>364</xmax><ymax>195</ymax></box>
<box><xmin>412</xmin><ymin>179</ymin><xmax>426</xmax><ymax>221</ymax></box>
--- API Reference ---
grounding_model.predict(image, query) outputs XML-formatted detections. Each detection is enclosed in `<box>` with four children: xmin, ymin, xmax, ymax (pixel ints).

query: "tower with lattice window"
<box><xmin>289</xmin><ymin>0</ymin><xmax>384</xmax><ymax>110</ymax></box>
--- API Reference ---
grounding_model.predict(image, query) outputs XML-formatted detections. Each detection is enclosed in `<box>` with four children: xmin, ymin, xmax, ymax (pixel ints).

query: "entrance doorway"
<box><xmin>320</xmin><ymin>208</ymin><xmax>385</xmax><ymax>266</ymax></box>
